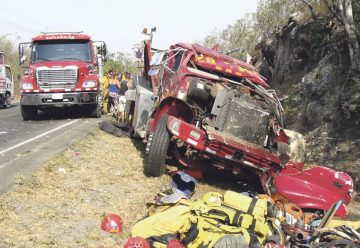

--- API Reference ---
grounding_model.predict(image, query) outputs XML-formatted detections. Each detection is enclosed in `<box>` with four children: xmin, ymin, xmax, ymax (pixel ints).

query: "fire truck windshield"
<box><xmin>31</xmin><ymin>40</ymin><xmax>91</xmax><ymax>63</ymax></box>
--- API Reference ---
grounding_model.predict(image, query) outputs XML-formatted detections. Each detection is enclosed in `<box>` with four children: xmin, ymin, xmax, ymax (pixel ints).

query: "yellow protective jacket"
<box><xmin>101</xmin><ymin>75</ymin><xmax>109</xmax><ymax>97</ymax></box>
<box><xmin>131</xmin><ymin>191</ymin><xmax>283</xmax><ymax>248</ymax></box>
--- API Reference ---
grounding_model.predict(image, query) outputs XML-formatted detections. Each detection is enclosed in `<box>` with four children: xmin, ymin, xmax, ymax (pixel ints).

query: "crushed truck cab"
<box><xmin>127</xmin><ymin>37</ymin><xmax>353</xmax><ymax>217</ymax></box>
<box><xmin>18</xmin><ymin>32</ymin><xmax>106</xmax><ymax>120</ymax></box>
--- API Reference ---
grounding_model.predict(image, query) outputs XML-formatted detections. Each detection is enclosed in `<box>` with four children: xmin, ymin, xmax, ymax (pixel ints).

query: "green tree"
<box><xmin>203</xmin><ymin>16</ymin><xmax>258</xmax><ymax>60</ymax></box>
<box><xmin>203</xmin><ymin>0</ymin><xmax>329</xmax><ymax>61</ymax></box>
<box><xmin>103</xmin><ymin>52</ymin><xmax>139</xmax><ymax>76</ymax></box>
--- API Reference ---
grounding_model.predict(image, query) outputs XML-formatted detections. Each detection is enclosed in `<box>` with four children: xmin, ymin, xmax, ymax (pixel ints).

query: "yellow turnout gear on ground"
<box><xmin>131</xmin><ymin>191</ymin><xmax>282</xmax><ymax>248</ymax></box>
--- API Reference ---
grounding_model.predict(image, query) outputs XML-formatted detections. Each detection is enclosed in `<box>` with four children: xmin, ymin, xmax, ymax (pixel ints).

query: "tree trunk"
<box><xmin>337</xmin><ymin>0</ymin><xmax>359</xmax><ymax>64</ymax></box>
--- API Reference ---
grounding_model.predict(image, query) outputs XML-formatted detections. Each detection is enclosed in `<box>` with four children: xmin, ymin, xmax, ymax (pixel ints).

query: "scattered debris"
<box><xmin>58</xmin><ymin>167</ymin><xmax>66</xmax><ymax>173</ymax></box>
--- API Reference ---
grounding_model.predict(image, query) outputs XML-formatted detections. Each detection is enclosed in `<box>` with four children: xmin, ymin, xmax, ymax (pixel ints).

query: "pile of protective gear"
<box><xmin>132</xmin><ymin>191</ymin><xmax>278</xmax><ymax>247</ymax></box>
<box><xmin>124</xmin><ymin>171</ymin><xmax>360</xmax><ymax>248</ymax></box>
<box><xmin>131</xmin><ymin>170</ymin><xmax>284</xmax><ymax>248</ymax></box>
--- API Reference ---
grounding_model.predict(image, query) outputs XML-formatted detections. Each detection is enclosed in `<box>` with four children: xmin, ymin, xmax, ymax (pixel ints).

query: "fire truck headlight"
<box><xmin>21</xmin><ymin>83</ymin><xmax>33</xmax><ymax>90</ymax></box>
<box><xmin>82</xmin><ymin>81</ymin><xmax>96</xmax><ymax>88</ymax></box>
<box><xmin>170</xmin><ymin>119</ymin><xmax>180</xmax><ymax>133</ymax></box>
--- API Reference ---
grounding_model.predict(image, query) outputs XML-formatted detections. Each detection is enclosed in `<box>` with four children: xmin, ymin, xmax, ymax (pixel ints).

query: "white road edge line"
<box><xmin>0</xmin><ymin>119</ymin><xmax>80</xmax><ymax>155</ymax></box>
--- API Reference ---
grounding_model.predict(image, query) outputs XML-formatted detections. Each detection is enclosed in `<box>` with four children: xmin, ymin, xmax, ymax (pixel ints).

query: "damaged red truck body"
<box><xmin>127</xmin><ymin>38</ymin><xmax>353</xmax><ymax>217</ymax></box>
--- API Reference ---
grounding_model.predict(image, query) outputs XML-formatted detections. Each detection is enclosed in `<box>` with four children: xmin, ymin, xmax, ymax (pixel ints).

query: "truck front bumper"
<box><xmin>21</xmin><ymin>92</ymin><xmax>99</xmax><ymax>106</ymax></box>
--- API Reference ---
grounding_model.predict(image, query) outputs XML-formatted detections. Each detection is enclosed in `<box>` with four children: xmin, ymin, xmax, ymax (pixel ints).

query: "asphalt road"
<box><xmin>0</xmin><ymin>102</ymin><xmax>102</xmax><ymax>192</ymax></box>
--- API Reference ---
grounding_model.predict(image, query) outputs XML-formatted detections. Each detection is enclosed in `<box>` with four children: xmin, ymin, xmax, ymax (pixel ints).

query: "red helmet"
<box><xmin>124</xmin><ymin>237</ymin><xmax>150</xmax><ymax>248</ymax></box>
<box><xmin>264</xmin><ymin>242</ymin><xmax>287</xmax><ymax>248</ymax></box>
<box><xmin>101</xmin><ymin>213</ymin><xmax>123</xmax><ymax>233</ymax></box>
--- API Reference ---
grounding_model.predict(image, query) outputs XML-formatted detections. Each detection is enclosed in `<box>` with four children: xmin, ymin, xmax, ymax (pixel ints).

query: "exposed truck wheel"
<box><xmin>89</xmin><ymin>103</ymin><xmax>102</xmax><ymax>118</ymax></box>
<box><xmin>214</xmin><ymin>235</ymin><xmax>248</xmax><ymax>248</ymax></box>
<box><xmin>89</xmin><ymin>94</ymin><xmax>102</xmax><ymax>118</ymax></box>
<box><xmin>21</xmin><ymin>105</ymin><xmax>38</xmax><ymax>121</ymax></box>
<box><xmin>3</xmin><ymin>93</ymin><xmax>11</xmax><ymax>108</ymax></box>
<box><xmin>144</xmin><ymin>115</ymin><xmax>170</xmax><ymax>176</ymax></box>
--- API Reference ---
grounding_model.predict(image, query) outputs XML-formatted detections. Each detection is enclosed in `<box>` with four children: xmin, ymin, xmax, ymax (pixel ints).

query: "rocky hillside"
<box><xmin>257</xmin><ymin>11</ymin><xmax>360</xmax><ymax>192</ymax></box>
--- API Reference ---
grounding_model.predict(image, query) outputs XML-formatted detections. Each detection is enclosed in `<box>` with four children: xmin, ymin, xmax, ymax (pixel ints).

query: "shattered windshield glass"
<box><xmin>31</xmin><ymin>40</ymin><xmax>92</xmax><ymax>63</ymax></box>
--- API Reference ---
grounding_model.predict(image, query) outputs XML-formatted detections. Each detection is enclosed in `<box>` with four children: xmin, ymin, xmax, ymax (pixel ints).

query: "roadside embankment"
<box><xmin>0</xmin><ymin>128</ymin><xmax>221</xmax><ymax>247</ymax></box>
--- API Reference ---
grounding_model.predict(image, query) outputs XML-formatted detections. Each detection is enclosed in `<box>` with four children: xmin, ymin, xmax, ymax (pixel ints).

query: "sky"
<box><xmin>0</xmin><ymin>0</ymin><xmax>258</xmax><ymax>55</ymax></box>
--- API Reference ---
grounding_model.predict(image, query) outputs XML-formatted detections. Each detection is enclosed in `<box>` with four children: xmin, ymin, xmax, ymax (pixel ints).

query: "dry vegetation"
<box><xmin>0</xmin><ymin>128</ymin><xmax>221</xmax><ymax>247</ymax></box>
<box><xmin>0</xmin><ymin>127</ymin><xmax>358</xmax><ymax>247</ymax></box>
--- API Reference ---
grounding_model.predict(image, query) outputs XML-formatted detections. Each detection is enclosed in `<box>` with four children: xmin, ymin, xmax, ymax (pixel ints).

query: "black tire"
<box><xmin>144</xmin><ymin>115</ymin><xmax>170</xmax><ymax>176</ymax></box>
<box><xmin>21</xmin><ymin>105</ymin><xmax>37</xmax><ymax>121</ymax></box>
<box><xmin>3</xmin><ymin>93</ymin><xmax>11</xmax><ymax>108</ymax></box>
<box><xmin>89</xmin><ymin>103</ymin><xmax>102</xmax><ymax>118</ymax></box>
<box><xmin>89</xmin><ymin>95</ymin><xmax>102</xmax><ymax>118</ymax></box>
<box><xmin>214</xmin><ymin>235</ymin><xmax>249</xmax><ymax>248</ymax></box>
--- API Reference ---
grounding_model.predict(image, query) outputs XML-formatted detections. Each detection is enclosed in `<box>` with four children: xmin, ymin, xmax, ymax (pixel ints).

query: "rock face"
<box><xmin>257</xmin><ymin>14</ymin><xmax>360</xmax><ymax>192</ymax></box>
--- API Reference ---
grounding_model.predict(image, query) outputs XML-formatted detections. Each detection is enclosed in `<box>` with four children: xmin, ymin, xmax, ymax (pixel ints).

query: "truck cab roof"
<box><xmin>174</xmin><ymin>43</ymin><xmax>269</xmax><ymax>88</ymax></box>
<box><xmin>32</xmin><ymin>33</ymin><xmax>91</xmax><ymax>41</ymax></box>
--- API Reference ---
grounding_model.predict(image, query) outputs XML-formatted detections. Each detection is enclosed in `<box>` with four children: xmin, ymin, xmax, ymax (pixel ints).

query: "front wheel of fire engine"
<box><xmin>3</xmin><ymin>93</ymin><xmax>11</xmax><ymax>108</ymax></box>
<box><xmin>21</xmin><ymin>105</ymin><xmax>38</xmax><ymax>121</ymax></box>
<box><xmin>144</xmin><ymin>115</ymin><xmax>170</xmax><ymax>177</ymax></box>
<box><xmin>90</xmin><ymin>95</ymin><xmax>102</xmax><ymax>118</ymax></box>
<box><xmin>89</xmin><ymin>101</ymin><xmax>102</xmax><ymax>118</ymax></box>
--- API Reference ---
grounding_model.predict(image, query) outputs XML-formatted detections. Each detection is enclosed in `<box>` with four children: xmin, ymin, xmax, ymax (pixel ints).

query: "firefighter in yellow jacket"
<box><xmin>101</xmin><ymin>70</ymin><xmax>113</xmax><ymax>114</ymax></box>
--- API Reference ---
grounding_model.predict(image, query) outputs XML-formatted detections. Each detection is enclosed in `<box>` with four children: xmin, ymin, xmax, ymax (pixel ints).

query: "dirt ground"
<box><xmin>0</xmin><ymin>126</ymin><xmax>358</xmax><ymax>247</ymax></box>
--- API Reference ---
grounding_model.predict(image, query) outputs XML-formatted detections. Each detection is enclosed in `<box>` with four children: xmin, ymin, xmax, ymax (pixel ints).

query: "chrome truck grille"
<box><xmin>36</xmin><ymin>67</ymin><xmax>78</xmax><ymax>89</ymax></box>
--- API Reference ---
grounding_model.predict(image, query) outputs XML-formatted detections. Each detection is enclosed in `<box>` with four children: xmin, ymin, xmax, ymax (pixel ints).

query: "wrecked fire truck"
<box><xmin>125</xmin><ymin>37</ymin><xmax>354</xmax><ymax>217</ymax></box>
<box><xmin>18</xmin><ymin>32</ymin><xmax>106</xmax><ymax>120</ymax></box>
<box><xmin>0</xmin><ymin>52</ymin><xmax>14</xmax><ymax>108</ymax></box>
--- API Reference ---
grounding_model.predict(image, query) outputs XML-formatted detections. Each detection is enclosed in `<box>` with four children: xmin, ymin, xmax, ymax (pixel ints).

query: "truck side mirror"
<box><xmin>19</xmin><ymin>45</ymin><xmax>24</xmax><ymax>65</ymax></box>
<box><xmin>94</xmin><ymin>41</ymin><xmax>107</xmax><ymax>62</ymax></box>
<box><xmin>135</xmin><ymin>49</ymin><xmax>143</xmax><ymax>59</ymax></box>
<box><xmin>18</xmin><ymin>42</ymin><xmax>31</xmax><ymax>67</ymax></box>
<box><xmin>20</xmin><ymin>55</ymin><xmax>27</xmax><ymax>65</ymax></box>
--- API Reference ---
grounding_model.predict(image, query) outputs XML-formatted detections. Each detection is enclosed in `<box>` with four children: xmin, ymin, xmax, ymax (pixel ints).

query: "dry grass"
<box><xmin>0</xmin><ymin>127</ymin><xmax>358</xmax><ymax>247</ymax></box>
<box><xmin>0</xmin><ymin>128</ymin><xmax>222</xmax><ymax>247</ymax></box>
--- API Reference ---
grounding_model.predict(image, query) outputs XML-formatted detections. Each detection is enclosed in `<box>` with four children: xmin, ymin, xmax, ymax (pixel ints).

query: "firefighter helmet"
<box><xmin>202</xmin><ymin>192</ymin><xmax>223</xmax><ymax>207</ymax></box>
<box><xmin>124</xmin><ymin>236</ymin><xmax>150</xmax><ymax>248</ymax></box>
<box><xmin>101</xmin><ymin>213</ymin><xmax>123</xmax><ymax>233</ymax></box>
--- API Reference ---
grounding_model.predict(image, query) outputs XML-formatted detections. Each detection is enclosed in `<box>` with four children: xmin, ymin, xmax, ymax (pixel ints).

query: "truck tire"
<box><xmin>144</xmin><ymin>115</ymin><xmax>170</xmax><ymax>176</ymax></box>
<box><xmin>3</xmin><ymin>93</ymin><xmax>11</xmax><ymax>108</ymax></box>
<box><xmin>21</xmin><ymin>105</ymin><xmax>37</xmax><ymax>120</ymax></box>
<box><xmin>214</xmin><ymin>235</ymin><xmax>249</xmax><ymax>248</ymax></box>
<box><xmin>89</xmin><ymin>93</ymin><xmax>102</xmax><ymax>118</ymax></box>
<box><xmin>89</xmin><ymin>103</ymin><xmax>102</xmax><ymax>118</ymax></box>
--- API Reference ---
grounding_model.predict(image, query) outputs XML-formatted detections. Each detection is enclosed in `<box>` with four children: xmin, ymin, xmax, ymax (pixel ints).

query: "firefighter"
<box><xmin>101</xmin><ymin>70</ymin><xmax>113</xmax><ymax>114</ymax></box>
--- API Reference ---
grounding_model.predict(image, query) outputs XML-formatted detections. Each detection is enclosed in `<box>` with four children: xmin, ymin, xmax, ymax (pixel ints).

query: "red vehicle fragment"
<box><xmin>274</xmin><ymin>165</ymin><xmax>353</xmax><ymax>217</ymax></box>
